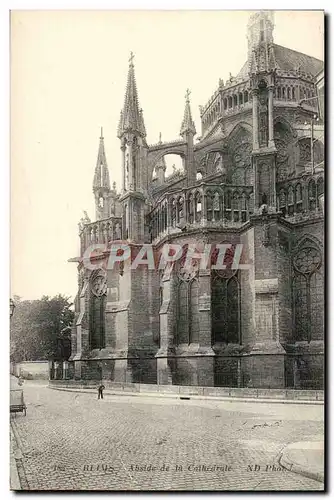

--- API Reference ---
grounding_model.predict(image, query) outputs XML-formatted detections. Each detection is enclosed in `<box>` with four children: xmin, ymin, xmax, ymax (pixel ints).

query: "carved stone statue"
<box><xmin>115</xmin><ymin>222</ymin><xmax>121</xmax><ymax>240</ymax></box>
<box><xmin>82</xmin><ymin>211</ymin><xmax>90</xmax><ymax>224</ymax></box>
<box><xmin>258</xmin><ymin>94</ymin><xmax>268</xmax><ymax>147</ymax></box>
<box><xmin>79</xmin><ymin>211</ymin><xmax>91</xmax><ymax>233</ymax></box>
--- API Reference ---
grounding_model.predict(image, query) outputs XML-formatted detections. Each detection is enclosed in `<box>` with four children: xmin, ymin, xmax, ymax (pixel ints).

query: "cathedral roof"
<box><xmin>236</xmin><ymin>43</ymin><xmax>324</xmax><ymax>80</ymax></box>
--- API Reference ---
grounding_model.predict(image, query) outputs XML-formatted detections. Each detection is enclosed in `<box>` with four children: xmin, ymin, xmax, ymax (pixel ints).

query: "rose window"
<box><xmin>91</xmin><ymin>274</ymin><xmax>107</xmax><ymax>297</ymax></box>
<box><xmin>178</xmin><ymin>261</ymin><xmax>199</xmax><ymax>282</ymax></box>
<box><xmin>293</xmin><ymin>247</ymin><xmax>322</xmax><ymax>275</ymax></box>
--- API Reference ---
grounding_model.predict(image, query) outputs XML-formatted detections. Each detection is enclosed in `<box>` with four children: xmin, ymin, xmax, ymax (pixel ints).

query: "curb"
<box><xmin>10</xmin><ymin>423</ymin><xmax>22</xmax><ymax>490</ymax></box>
<box><xmin>10</xmin><ymin>420</ymin><xmax>30</xmax><ymax>490</ymax></box>
<box><xmin>279</xmin><ymin>448</ymin><xmax>324</xmax><ymax>484</ymax></box>
<box><xmin>48</xmin><ymin>386</ymin><xmax>324</xmax><ymax>405</ymax></box>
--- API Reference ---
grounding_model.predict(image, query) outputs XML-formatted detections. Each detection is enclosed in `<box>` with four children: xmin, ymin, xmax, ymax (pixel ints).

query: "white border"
<box><xmin>2</xmin><ymin>2</ymin><xmax>332</xmax><ymax>499</ymax></box>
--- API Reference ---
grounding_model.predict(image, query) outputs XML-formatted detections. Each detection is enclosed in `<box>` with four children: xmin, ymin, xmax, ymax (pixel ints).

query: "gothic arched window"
<box><xmin>244</xmin><ymin>91</ymin><xmax>249</xmax><ymax>103</ymax></box>
<box><xmin>293</xmin><ymin>241</ymin><xmax>323</xmax><ymax>342</ymax></box>
<box><xmin>206</xmin><ymin>191</ymin><xmax>213</xmax><ymax>221</ymax></box>
<box><xmin>211</xmin><ymin>270</ymin><xmax>240</xmax><ymax>344</ymax></box>
<box><xmin>279</xmin><ymin>189</ymin><xmax>286</xmax><ymax>216</ymax></box>
<box><xmin>89</xmin><ymin>272</ymin><xmax>107</xmax><ymax>349</ymax></box>
<box><xmin>308</xmin><ymin>179</ymin><xmax>316</xmax><ymax>211</ymax></box>
<box><xmin>177</xmin><ymin>197</ymin><xmax>184</xmax><ymax>223</ymax></box>
<box><xmin>171</xmin><ymin>199</ymin><xmax>177</xmax><ymax>227</ymax></box>
<box><xmin>177</xmin><ymin>281</ymin><xmax>188</xmax><ymax>344</ymax></box>
<box><xmin>213</xmin><ymin>192</ymin><xmax>221</xmax><ymax>220</ymax></box>
<box><xmin>189</xmin><ymin>280</ymin><xmax>199</xmax><ymax>343</ymax></box>
<box><xmin>288</xmin><ymin>185</ymin><xmax>294</xmax><ymax>216</ymax></box>
<box><xmin>188</xmin><ymin>194</ymin><xmax>194</xmax><ymax>224</ymax></box>
<box><xmin>195</xmin><ymin>192</ymin><xmax>202</xmax><ymax>222</ymax></box>
<box><xmin>240</xmin><ymin>193</ymin><xmax>247</xmax><ymax>222</ymax></box>
<box><xmin>232</xmin><ymin>192</ymin><xmax>239</xmax><ymax>222</ymax></box>
<box><xmin>295</xmin><ymin>183</ymin><xmax>303</xmax><ymax>213</ymax></box>
<box><xmin>225</xmin><ymin>191</ymin><xmax>232</xmax><ymax>221</ymax></box>
<box><xmin>317</xmin><ymin>177</ymin><xmax>324</xmax><ymax>207</ymax></box>
<box><xmin>176</xmin><ymin>266</ymin><xmax>200</xmax><ymax>345</ymax></box>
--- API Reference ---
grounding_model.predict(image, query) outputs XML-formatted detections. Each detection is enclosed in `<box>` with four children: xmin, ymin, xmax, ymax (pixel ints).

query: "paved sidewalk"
<box><xmin>49</xmin><ymin>385</ymin><xmax>324</xmax><ymax>406</ymax></box>
<box><xmin>279</xmin><ymin>436</ymin><xmax>324</xmax><ymax>483</ymax></box>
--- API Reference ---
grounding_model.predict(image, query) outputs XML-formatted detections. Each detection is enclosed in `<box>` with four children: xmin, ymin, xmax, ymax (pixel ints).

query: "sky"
<box><xmin>10</xmin><ymin>10</ymin><xmax>324</xmax><ymax>301</ymax></box>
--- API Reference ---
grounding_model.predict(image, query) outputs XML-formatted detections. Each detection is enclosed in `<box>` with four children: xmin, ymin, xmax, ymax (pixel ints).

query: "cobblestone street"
<box><xmin>11</xmin><ymin>382</ymin><xmax>324</xmax><ymax>491</ymax></box>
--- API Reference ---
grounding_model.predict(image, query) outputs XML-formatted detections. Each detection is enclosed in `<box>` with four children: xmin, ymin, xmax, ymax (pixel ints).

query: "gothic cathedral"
<box><xmin>68</xmin><ymin>11</ymin><xmax>324</xmax><ymax>389</ymax></box>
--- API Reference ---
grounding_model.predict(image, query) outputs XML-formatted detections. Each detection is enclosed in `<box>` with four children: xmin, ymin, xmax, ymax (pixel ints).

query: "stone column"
<box><xmin>201</xmin><ymin>192</ymin><xmax>207</xmax><ymax>225</ymax></box>
<box><xmin>196</xmin><ymin>269</ymin><xmax>215</xmax><ymax>386</ymax></box>
<box><xmin>63</xmin><ymin>361</ymin><xmax>68</xmax><ymax>380</ymax></box>
<box><xmin>156</xmin><ymin>272</ymin><xmax>175</xmax><ymax>385</ymax></box>
<box><xmin>49</xmin><ymin>360</ymin><xmax>55</xmax><ymax>380</ymax></box>
<box><xmin>246</xmin><ymin>218</ymin><xmax>286</xmax><ymax>388</ymax></box>
<box><xmin>193</xmin><ymin>196</ymin><xmax>198</xmax><ymax>223</ymax></box>
<box><xmin>302</xmin><ymin>181</ymin><xmax>308</xmax><ymax>212</ymax></box>
<box><xmin>198</xmin><ymin>270</ymin><xmax>212</xmax><ymax>347</ymax></box>
<box><xmin>127</xmin><ymin>140</ymin><xmax>133</xmax><ymax>191</ymax></box>
<box><xmin>252</xmin><ymin>90</ymin><xmax>259</xmax><ymax>150</ymax></box>
<box><xmin>121</xmin><ymin>145</ymin><xmax>126</xmax><ymax>193</ymax></box>
<box><xmin>166</xmin><ymin>199</ymin><xmax>171</xmax><ymax>229</ymax></box>
<box><xmin>184</xmin><ymin>196</ymin><xmax>188</xmax><ymax>224</ymax></box>
<box><xmin>296</xmin><ymin>84</ymin><xmax>301</xmax><ymax>102</ymax></box>
<box><xmin>268</xmin><ymin>86</ymin><xmax>275</xmax><ymax>148</ymax></box>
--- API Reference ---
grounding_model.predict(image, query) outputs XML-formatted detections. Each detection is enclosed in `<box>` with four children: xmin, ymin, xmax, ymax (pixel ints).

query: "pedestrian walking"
<box><xmin>97</xmin><ymin>383</ymin><xmax>105</xmax><ymax>400</ymax></box>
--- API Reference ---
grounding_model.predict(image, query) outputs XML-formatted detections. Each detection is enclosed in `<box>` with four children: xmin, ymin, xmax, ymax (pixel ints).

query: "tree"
<box><xmin>10</xmin><ymin>295</ymin><xmax>74</xmax><ymax>362</ymax></box>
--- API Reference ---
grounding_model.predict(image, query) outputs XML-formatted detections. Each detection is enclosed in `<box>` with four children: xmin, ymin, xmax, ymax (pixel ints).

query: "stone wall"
<box><xmin>12</xmin><ymin>361</ymin><xmax>49</xmax><ymax>380</ymax></box>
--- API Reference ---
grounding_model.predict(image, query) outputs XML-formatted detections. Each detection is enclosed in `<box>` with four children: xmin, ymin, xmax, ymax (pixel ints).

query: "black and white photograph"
<box><xmin>9</xmin><ymin>8</ymin><xmax>325</xmax><ymax>492</ymax></box>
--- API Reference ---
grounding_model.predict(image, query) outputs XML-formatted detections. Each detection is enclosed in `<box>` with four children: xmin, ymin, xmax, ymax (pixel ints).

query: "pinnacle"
<box><xmin>93</xmin><ymin>129</ymin><xmax>110</xmax><ymax>191</ymax></box>
<box><xmin>180</xmin><ymin>89</ymin><xmax>196</xmax><ymax>136</ymax></box>
<box><xmin>117</xmin><ymin>53</ymin><xmax>146</xmax><ymax>138</ymax></box>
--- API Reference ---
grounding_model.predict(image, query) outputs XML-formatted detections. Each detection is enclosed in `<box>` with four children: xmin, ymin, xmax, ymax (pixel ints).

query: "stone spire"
<box><xmin>117</xmin><ymin>52</ymin><xmax>146</xmax><ymax>138</ymax></box>
<box><xmin>180</xmin><ymin>89</ymin><xmax>196</xmax><ymax>136</ymax></box>
<box><xmin>93</xmin><ymin>127</ymin><xmax>110</xmax><ymax>191</ymax></box>
<box><xmin>139</xmin><ymin>108</ymin><xmax>146</xmax><ymax>137</ymax></box>
<box><xmin>247</xmin><ymin>11</ymin><xmax>275</xmax><ymax>74</ymax></box>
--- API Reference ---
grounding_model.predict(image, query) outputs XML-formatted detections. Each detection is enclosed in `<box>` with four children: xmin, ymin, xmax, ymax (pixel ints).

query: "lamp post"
<box><xmin>10</xmin><ymin>298</ymin><xmax>15</xmax><ymax>319</ymax></box>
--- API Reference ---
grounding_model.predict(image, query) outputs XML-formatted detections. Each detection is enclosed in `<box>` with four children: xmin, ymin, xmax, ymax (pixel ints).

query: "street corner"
<box><xmin>279</xmin><ymin>436</ymin><xmax>324</xmax><ymax>484</ymax></box>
